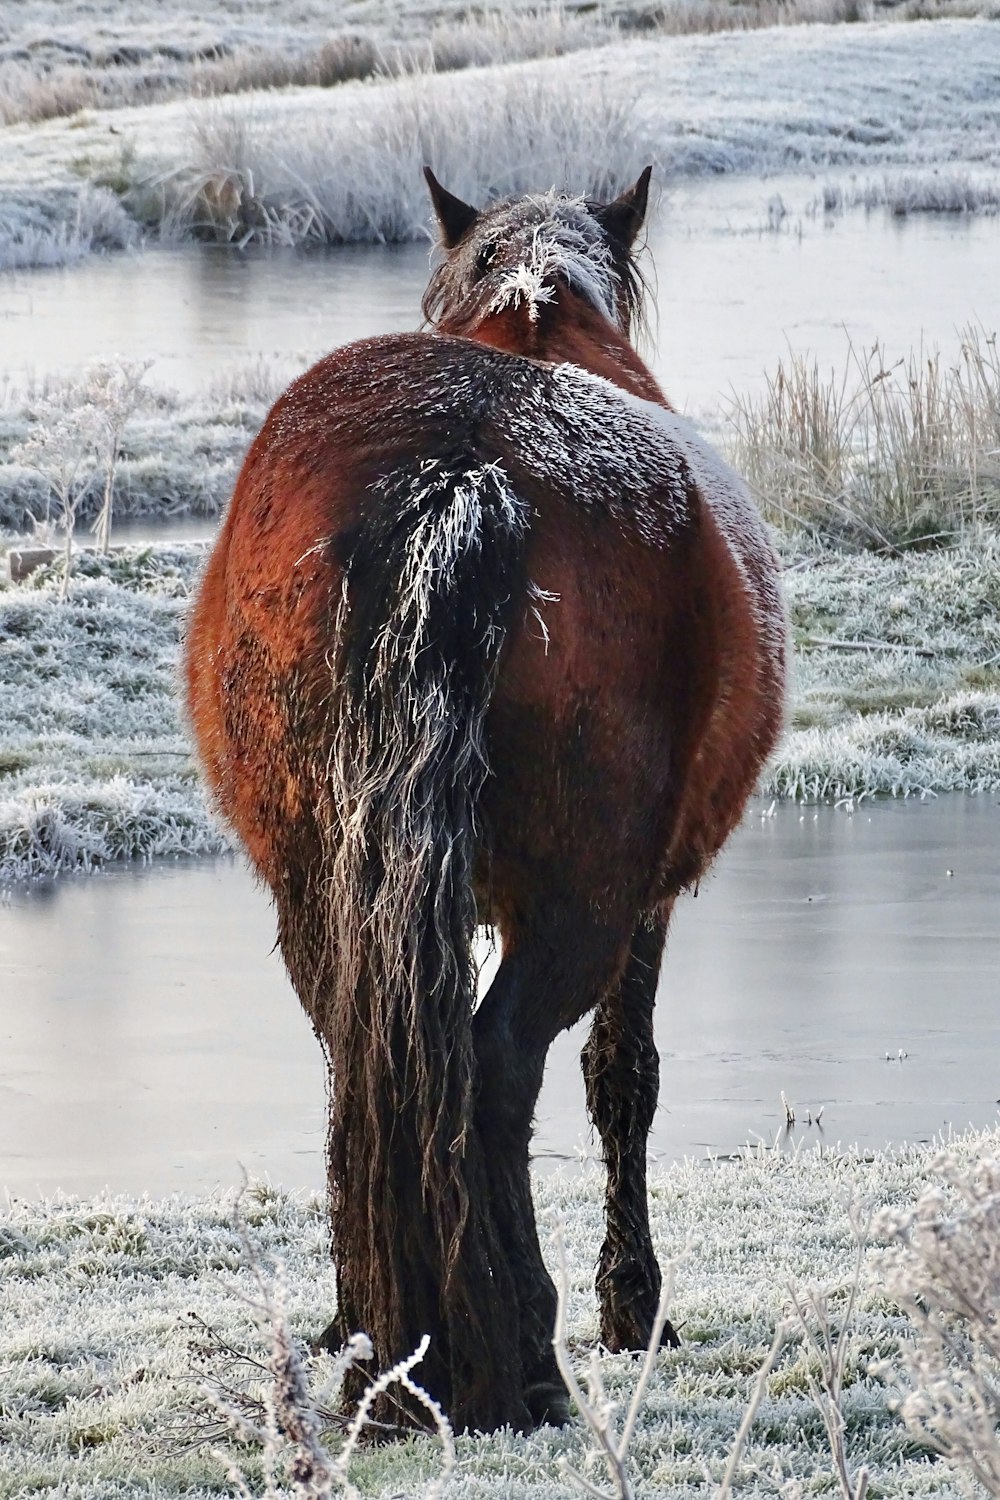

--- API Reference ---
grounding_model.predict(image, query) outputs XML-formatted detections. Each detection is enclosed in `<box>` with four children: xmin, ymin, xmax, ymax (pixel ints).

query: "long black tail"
<box><xmin>324</xmin><ymin>453</ymin><xmax>530</xmax><ymax>1427</ymax></box>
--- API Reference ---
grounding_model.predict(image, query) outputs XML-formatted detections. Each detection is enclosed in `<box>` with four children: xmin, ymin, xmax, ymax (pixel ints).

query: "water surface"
<box><xmin>1</xmin><ymin>174</ymin><xmax>996</xmax><ymax>419</ymax></box>
<box><xmin>2</xmin><ymin>797</ymin><xmax>997</xmax><ymax>1198</ymax></box>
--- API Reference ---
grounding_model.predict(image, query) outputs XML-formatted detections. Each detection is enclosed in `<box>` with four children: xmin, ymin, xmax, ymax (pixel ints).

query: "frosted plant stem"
<box><xmin>552</xmin><ymin>1229</ymin><xmax>634</xmax><ymax>1500</ymax></box>
<box><xmin>787</xmin><ymin>1221</ymin><xmax>870</xmax><ymax>1500</ymax></box>
<box><xmin>552</xmin><ymin>1228</ymin><xmax>685</xmax><ymax>1500</ymax></box>
<box><xmin>619</xmin><ymin>1257</ymin><xmax>681</xmax><ymax>1456</ymax></box>
<box><xmin>715</xmin><ymin>1319</ymin><xmax>791</xmax><ymax>1500</ymax></box>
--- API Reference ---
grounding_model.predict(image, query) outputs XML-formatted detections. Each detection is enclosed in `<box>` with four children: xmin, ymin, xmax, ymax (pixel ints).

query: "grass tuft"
<box><xmin>819</xmin><ymin>169</ymin><xmax>1000</xmax><ymax>217</ymax></box>
<box><xmin>727</xmin><ymin>327</ymin><xmax>1000</xmax><ymax>552</ymax></box>
<box><xmin>160</xmin><ymin>69</ymin><xmax>650</xmax><ymax>247</ymax></box>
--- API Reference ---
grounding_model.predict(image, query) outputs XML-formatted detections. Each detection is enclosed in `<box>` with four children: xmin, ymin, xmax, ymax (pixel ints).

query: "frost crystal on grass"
<box><xmin>4</xmin><ymin>1132</ymin><xmax>1000</xmax><ymax>1499</ymax></box>
<box><xmin>877</xmin><ymin>1153</ymin><xmax>1000</xmax><ymax>1497</ymax></box>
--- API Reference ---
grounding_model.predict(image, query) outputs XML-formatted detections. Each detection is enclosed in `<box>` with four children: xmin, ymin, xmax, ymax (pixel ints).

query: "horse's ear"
<box><xmin>423</xmin><ymin>166</ymin><xmax>478</xmax><ymax>249</ymax></box>
<box><xmin>596</xmin><ymin>166</ymin><xmax>653</xmax><ymax>248</ymax></box>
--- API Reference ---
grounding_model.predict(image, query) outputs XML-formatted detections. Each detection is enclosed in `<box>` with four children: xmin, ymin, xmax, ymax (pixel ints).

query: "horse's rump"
<box><xmin>188</xmin><ymin>330</ymin><xmax>784</xmax><ymax>917</ymax></box>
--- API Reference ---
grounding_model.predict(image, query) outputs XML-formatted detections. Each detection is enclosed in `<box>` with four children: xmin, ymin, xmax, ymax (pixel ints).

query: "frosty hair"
<box><xmin>421</xmin><ymin>169</ymin><xmax>651</xmax><ymax>338</ymax></box>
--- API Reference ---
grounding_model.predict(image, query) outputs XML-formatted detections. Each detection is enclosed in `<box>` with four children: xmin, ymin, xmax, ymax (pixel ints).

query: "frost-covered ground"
<box><xmin>0</xmin><ymin>371</ymin><xmax>268</xmax><ymax>527</ymax></box>
<box><xmin>1</xmin><ymin>0</ymin><xmax>992</xmax><ymax>134</ymax></box>
<box><xmin>0</xmin><ymin>548</ymin><xmax>226</xmax><ymax>882</ymax></box>
<box><xmin>2</xmin><ymin>19</ymin><xmax>999</xmax><ymax>264</ymax></box>
<box><xmin>1</xmin><ymin>541</ymin><xmax>998</xmax><ymax>883</ymax></box>
<box><xmin>3</xmin><ymin>1128</ymin><xmax>993</xmax><ymax>1499</ymax></box>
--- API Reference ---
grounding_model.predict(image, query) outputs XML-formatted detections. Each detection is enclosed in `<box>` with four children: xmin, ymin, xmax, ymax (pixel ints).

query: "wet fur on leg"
<box><xmin>583</xmin><ymin>917</ymin><xmax>681</xmax><ymax>1352</ymax></box>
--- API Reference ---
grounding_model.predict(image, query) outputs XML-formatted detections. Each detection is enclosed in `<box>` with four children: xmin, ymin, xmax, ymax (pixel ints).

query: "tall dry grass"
<box><xmin>159</xmin><ymin>70</ymin><xmax>650</xmax><ymax>247</ymax></box>
<box><xmin>819</xmin><ymin>170</ymin><xmax>1000</xmax><ymax>217</ymax></box>
<box><xmin>727</xmin><ymin>327</ymin><xmax>1000</xmax><ymax>551</ymax></box>
<box><xmin>0</xmin><ymin>9</ymin><xmax>604</xmax><ymax>128</ymax></box>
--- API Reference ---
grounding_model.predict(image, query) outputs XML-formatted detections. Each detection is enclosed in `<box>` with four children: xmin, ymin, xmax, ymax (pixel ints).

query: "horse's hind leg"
<box><xmin>472</xmin><ymin>908</ymin><xmax>635</xmax><ymax>1425</ymax></box>
<box><xmin>582</xmin><ymin>909</ymin><xmax>681</xmax><ymax>1352</ymax></box>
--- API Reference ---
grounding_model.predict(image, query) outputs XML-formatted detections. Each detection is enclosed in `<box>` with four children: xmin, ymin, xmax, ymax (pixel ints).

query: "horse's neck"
<box><xmin>440</xmin><ymin>295</ymin><xmax>672</xmax><ymax>409</ymax></box>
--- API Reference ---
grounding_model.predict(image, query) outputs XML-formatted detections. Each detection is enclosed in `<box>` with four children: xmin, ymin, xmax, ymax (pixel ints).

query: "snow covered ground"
<box><xmin>1</xmin><ymin>19</ymin><xmax>999</xmax><ymax>264</ymax></box>
<box><xmin>2</xmin><ymin>1128</ymin><xmax>995</xmax><ymax>1499</ymax></box>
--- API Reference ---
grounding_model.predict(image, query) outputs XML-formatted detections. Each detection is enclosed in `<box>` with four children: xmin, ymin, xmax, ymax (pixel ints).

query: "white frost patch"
<box><xmin>630</xmin><ymin>392</ymin><xmax>789</xmax><ymax>668</ymax></box>
<box><xmin>486</xmin><ymin>198</ymin><xmax>619</xmax><ymax>325</ymax></box>
<box><xmin>501</xmin><ymin>363</ymin><xmax>688</xmax><ymax>547</ymax></box>
<box><xmin>3</xmin><ymin>1130</ymin><xmax>1000</xmax><ymax>1496</ymax></box>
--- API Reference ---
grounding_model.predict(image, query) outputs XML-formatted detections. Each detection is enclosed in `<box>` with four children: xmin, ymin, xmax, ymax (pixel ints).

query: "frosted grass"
<box><xmin>818</xmin><ymin>168</ymin><xmax>1000</xmax><ymax>217</ymax></box>
<box><xmin>2</xmin><ymin>0</ymin><xmax>995</xmax><ymax>131</ymax></box>
<box><xmin>727</xmin><ymin>327</ymin><xmax>1000</xmax><ymax>551</ymax></box>
<box><xmin>0</xmin><ymin>371</ymin><xmax>270</xmax><ymax>529</ymax></box>
<box><xmin>1</xmin><ymin>540</ymin><xmax>998</xmax><ymax>883</ymax></box>
<box><xmin>4</xmin><ymin>1129</ymin><xmax>999</xmax><ymax>1498</ymax></box>
<box><xmin>0</xmin><ymin>183</ymin><xmax>138</xmax><ymax>271</ymax></box>
<box><xmin>0</xmin><ymin>547</ymin><xmax>226</xmax><ymax>881</ymax></box>
<box><xmin>166</xmin><ymin>70</ymin><xmax>648</xmax><ymax>247</ymax></box>
<box><xmin>3</xmin><ymin>19</ymin><xmax>999</xmax><ymax>266</ymax></box>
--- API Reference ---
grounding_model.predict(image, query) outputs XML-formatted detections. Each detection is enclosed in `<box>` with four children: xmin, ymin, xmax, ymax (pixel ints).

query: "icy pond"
<box><xmin>1</xmin><ymin>173</ymin><xmax>997</xmax><ymax>421</ymax></box>
<box><xmin>2</xmin><ymin>797</ymin><xmax>998</xmax><ymax>1199</ymax></box>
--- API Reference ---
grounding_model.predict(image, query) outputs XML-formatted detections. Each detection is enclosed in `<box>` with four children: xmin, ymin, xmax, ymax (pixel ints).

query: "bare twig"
<box><xmin>786</xmin><ymin>1211</ymin><xmax>871</xmax><ymax>1500</ymax></box>
<box><xmin>551</xmin><ymin>1226</ymin><xmax>684</xmax><ymax>1500</ymax></box>
<box><xmin>800</xmin><ymin>636</ymin><xmax>936</xmax><ymax>659</ymax></box>
<box><xmin>200</xmin><ymin>1197</ymin><xmax>455</xmax><ymax>1498</ymax></box>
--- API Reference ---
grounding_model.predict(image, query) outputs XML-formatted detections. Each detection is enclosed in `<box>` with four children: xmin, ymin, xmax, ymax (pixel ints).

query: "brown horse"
<box><xmin>185</xmin><ymin>166</ymin><xmax>787</xmax><ymax>1435</ymax></box>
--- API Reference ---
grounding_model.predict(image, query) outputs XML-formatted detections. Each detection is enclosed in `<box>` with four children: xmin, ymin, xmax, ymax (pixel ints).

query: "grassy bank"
<box><xmin>2</xmin><ymin>19</ymin><xmax>999</xmax><ymax>266</ymax></box>
<box><xmin>0</xmin><ymin>547</ymin><xmax>225</xmax><ymax>881</ymax></box>
<box><xmin>3</xmin><ymin>1</ymin><xmax>995</xmax><ymax>132</ymax></box>
<box><xmin>5</xmin><ymin>1129</ymin><xmax>999</xmax><ymax>1499</ymax></box>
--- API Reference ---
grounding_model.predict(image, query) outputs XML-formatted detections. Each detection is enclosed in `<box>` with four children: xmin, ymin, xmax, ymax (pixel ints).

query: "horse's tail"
<box><xmin>324</xmin><ymin>455</ymin><xmax>529</xmax><ymax>1426</ymax></box>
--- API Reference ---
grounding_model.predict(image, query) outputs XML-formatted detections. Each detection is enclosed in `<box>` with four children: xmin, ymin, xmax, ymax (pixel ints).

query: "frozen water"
<box><xmin>2</xmin><ymin>797</ymin><xmax>997</xmax><ymax>1197</ymax></box>
<box><xmin>0</xmin><ymin>176</ymin><xmax>995</xmax><ymax>425</ymax></box>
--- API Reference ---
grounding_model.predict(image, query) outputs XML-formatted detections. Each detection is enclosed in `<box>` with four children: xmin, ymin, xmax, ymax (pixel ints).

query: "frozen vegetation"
<box><xmin>2</xmin><ymin>1128</ymin><xmax>1000</xmax><ymax>1498</ymax></box>
<box><xmin>817</xmin><ymin>168</ymin><xmax>1000</xmax><ymax>217</ymax></box>
<box><xmin>0</xmin><ymin>366</ymin><xmax>278</xmax><ymax>529</ymax></box>
<box><xmin>769</xmin><ymin>545</ymin><xmax>1000</xmax><ymax>801</ymax></box>
<box><xmin>2</xmin><ymin>1</ymin><xmax>996</xmax><ymax>130</ymax></box>
<box><xmin>1</xmin><ymin>19</ymin><xmax>999</xmax><ymax>264</ymax></box>
<box><xmin>0</xmin><ymin>547</ymin><xmax>227</xmax><ymax>882</ymax></box>
<box><xmin>729</xmin><ymin>327</ymin><xmax>1000</xmax><ymax>550</ymax></box>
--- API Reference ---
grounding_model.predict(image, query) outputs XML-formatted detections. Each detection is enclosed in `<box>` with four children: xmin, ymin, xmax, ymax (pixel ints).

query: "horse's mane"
<box><xmin>421</xmin><ymin>189</ymin><xmax>649</xmax><ymax>343</ymax></box>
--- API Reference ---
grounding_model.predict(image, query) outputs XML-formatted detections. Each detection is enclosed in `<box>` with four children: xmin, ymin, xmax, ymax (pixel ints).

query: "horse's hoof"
<box><xmin>602</xmin><ymin>1314</ymin><xmax>681</xmax><ymax>1354</ymax></box>
<box><xmin>659</xmin><ymin>1317</ymin><xmax>681</xmax><ymax>1350</ymax></box>
<box><xmin>312</xmin><ymin>1317</ymin><xmax>344</xmax><ymax>1356</ymax></box>
<box><xmin>525</xmin><ymin>1381</ymin><xmax>572</xmax><ymax>1428</ymax></box>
